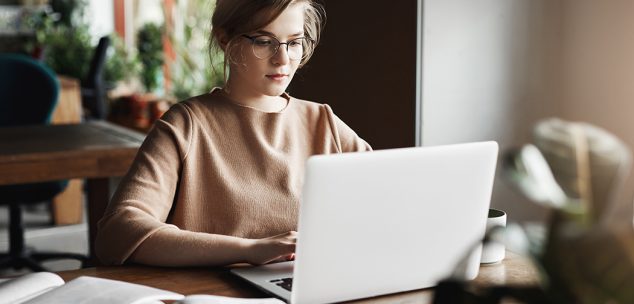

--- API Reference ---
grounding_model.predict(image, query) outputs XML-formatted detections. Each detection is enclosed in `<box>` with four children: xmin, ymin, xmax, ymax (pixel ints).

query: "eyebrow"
<box><xmin>254</xmin><ymin>30</ymin><xmax>304</xmax><ymax>38</ymax></box>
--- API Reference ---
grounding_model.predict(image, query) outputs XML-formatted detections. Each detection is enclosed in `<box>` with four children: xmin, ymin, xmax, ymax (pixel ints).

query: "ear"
<box><xmin>214</xmin><ymin>29</ymin><xmax>230</xmax><ymax>51</ymax></box>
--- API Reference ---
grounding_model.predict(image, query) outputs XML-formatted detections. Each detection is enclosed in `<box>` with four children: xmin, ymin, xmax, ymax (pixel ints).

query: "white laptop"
<box><xmin>231</xmin><ymin>141</ymin><xmax>499</xmax><ymax>304</ymax></box>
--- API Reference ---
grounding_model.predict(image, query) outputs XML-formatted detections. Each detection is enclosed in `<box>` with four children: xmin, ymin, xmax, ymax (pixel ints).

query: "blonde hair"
<box><xmin>209</xmin><ymin>0</ymin><xmax>325</xmax><ymax>80</ymax></box>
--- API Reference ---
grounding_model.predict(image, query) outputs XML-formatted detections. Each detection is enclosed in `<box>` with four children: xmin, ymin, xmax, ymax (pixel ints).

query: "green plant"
<box><xmin>42</xmin><ymin>24</ymin><xmax>93</xmax><ymax>79</ymax></box>
<box><xmin>50</xmin><ymin>0</ymin><xmax>86</xmax><ymax>27</ymax></box>
<box><xmin>104</xmin><ymin>34</ymin><xmax>140</xmax><ymax>84</ymax></box>
<box><xmin>137</xmin><ymin>23</ymin><xmax>164</xmax><ymax>93</ymax></box>
<box><xmin>25</xmin><ymin>0</ymin><xmax>93</xmax><ymax>79</ymax></box>
<box><xmin>28</xmin><ymin>5</ymin><xmax>139</xmax><ymax>84</ymax></box>
<box><xmin>168</xmin><ymin>0</ymin><xmax>223</xmax><ymax>100</ymax></box>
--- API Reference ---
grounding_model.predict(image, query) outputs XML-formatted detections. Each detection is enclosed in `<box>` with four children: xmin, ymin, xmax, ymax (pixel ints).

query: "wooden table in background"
<box><xmin>0</xmin><ymin>121</ymin><xmax>145</xmax><ymax>263</ymax></box>
<box><xmin>56</xmin><ymin>251</ymin><xmax>539</xmax><ymax>303</ymax></box>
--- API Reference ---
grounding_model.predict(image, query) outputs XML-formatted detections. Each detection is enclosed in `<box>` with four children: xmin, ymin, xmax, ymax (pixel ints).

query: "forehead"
<box><xmin>258</xmin><ymin>3</ymin><xmax>305</xmax><ymax>38</ymax></box>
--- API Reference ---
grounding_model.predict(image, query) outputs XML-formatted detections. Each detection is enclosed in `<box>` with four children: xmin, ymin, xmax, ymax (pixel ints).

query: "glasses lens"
<box><xmin>249</xmin><ymin>35</ymin><xmax>309</xmax><ymax>60</ymax></box>
<box><xmin>287</xmin><ymin>38</ymin><xmax>305</xmax><ymax>61</ymax></box>
<box><xmin>251</xmin><ymin>36</ymin><xmax>277</xmax><ymax>59</ymax></box>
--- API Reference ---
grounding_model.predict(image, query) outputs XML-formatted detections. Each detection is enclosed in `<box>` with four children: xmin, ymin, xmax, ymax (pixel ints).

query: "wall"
<box><xmin>559</xmin><ymin>0</ymin><xmax>634</xmax><ymax>222</ymax></box>
<box><xmin>289</xmin><ymin>0</ymin><xmax>418</xmax><ymax>149</ymax></box>
<box><xmin>421</xmin><ymin>0</ymin><xmax>563</xmax><ymax>222</ymax></box>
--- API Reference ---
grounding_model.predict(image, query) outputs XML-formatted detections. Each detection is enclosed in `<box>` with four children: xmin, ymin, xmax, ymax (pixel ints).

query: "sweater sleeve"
<box><xmin>323</xmin><ymin>104</ymin><xmax>373</xmax><ymax>152</ymax></box>
<box><xmin>95</xmin><ymin>103</ymin><xmax>193</xmax><ymax>265</ymax></box>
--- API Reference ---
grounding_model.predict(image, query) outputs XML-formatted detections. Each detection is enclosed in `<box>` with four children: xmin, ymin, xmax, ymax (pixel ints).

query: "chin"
<box><xmin>262</xmin><ymin>85</ymin><xmax>289</xmax><ymax>97</ymax></box>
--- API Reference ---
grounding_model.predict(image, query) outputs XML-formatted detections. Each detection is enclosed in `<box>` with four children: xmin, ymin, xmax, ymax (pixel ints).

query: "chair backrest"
<box><xmin>0</xmin><ymin>54</ymin><xmax>60</xmax><ymax>127</ymax></box>
<box><xmin>82</xmin><ymin>36</ymin><xmax>111</xmax><ymax>119</ymax></box>
<box><xmin>84</xmin><ymin>36</ymin><xmax>110</xmax><ymax>88</ymax></box>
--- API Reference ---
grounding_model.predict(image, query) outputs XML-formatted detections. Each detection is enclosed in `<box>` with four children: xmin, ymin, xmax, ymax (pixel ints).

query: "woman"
<box><xmin>95</xmin><ymin>0</ymin><xmax>371</xmax><ymax>267</ymax></box>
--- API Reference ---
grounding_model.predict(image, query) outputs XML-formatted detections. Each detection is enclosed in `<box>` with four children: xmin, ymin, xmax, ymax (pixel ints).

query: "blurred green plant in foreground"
<box><xmin>504</xmin><ymin>118</ymin><xmax>634</xmax><ymax>303</ymax></box>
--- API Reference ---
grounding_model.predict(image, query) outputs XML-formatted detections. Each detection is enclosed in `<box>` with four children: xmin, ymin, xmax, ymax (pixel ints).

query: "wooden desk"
<box><xmin>0</xmin><ymin>121</ymin><xmax>145</xmax><ymax>262</ymax></box>
<box><xmin>56</xmin><ymin>251</ymin><xmax>539</xmax><ymax>303</ymax></box>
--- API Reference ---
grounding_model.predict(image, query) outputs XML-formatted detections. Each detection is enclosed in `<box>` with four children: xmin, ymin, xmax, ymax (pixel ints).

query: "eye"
<box><xmin>289</xmin><ymin>39</ymin><xmax>304</xmax><ymax>47</ymax></box>
<box><xmin>254</xmin><ymin>38</ymin><xmax>273</xmax><ymax>46</ymax></box>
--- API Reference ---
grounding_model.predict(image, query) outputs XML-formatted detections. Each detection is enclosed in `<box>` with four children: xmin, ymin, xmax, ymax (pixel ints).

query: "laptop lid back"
<box><xmin>291</xmin><ymin>141</ymin><xmax>498</xmax><ymax>304</ymax></box>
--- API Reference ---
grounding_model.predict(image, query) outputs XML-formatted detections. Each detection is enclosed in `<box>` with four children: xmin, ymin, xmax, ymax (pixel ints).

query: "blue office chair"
<box><xmin>0</xmin><ymin>54</ymin><xmax>88</xmax><ymax>271</ymax></box>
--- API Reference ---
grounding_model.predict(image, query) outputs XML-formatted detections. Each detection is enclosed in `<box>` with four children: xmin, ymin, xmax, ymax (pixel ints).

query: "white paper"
<box><xmin>0</xmin><ymin>273</ymin><xmax>282</xmax><ymax>304</ymax></box>
<box><xmin>176</xmin><ymin>295</ymin><xmax>284</xmax><ymax>304</ymax></box>
<box><xmin>0</xmin><ymin>272</ymin><xmax>64</xmax><ymax>304</ymax></box>
<box><xmin>24</xmin><ymin>276</ymin><xmax>184</xmax><ymax>304</ymax></box>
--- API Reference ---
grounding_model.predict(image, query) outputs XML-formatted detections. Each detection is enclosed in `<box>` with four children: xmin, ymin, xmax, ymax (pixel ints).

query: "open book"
<box><xmin>0</xmin><ymin>272</ymin><xmax>284</xmax><ymax>304</ymax></box>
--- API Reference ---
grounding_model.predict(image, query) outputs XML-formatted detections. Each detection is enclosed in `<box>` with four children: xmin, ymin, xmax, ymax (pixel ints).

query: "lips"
<box><xmin>266</xmin><ymin>74</ymin><xmax>288</xmax><ymax>81</ymax></box>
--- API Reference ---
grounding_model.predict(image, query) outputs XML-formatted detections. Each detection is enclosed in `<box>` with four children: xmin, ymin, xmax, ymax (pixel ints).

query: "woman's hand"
<box><xmin>244</xmin><ymin>231</ymin><xmax>297</xmax><ymax>265</ymax></box>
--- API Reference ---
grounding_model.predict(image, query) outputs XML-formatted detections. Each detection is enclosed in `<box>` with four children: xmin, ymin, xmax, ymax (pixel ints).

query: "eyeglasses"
<box><xmin>241</xmin><ymin>34</ymin><xmax>311</xmax><ymax>61</ymax></box>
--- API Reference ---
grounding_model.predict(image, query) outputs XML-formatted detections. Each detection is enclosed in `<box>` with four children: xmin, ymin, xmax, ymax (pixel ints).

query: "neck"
<box><xmin>223</xmin><ymin>80</ymin><xmax>287</xmax><ymax>113</ymax></box>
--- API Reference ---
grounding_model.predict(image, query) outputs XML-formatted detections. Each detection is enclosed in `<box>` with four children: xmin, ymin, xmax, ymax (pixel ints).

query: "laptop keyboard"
<box><xmin>270</xmin><ymin>278</ymin><xmax>293</xmax><ymax>291</ymax></box>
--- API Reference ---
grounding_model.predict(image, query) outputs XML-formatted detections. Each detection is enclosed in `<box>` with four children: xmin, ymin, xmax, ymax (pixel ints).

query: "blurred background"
<box><xmin>0</xmin><ymin>0</ymin><xmax>222</xmax><ymax>275</ymax></box>
<box><xmin>0</xmin><ymin>0</ymin><xmax>222</xmax><ymax>131</ymax></box>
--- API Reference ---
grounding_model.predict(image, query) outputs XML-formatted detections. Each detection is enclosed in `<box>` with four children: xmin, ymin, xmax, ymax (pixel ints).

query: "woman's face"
<box><xmin>228</xmin><ymin>4</ymin><xmax>305</xmax><ymax>98</ymax></box>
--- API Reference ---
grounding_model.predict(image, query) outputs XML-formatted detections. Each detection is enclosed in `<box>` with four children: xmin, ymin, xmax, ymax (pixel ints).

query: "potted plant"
<box><xmin>137</xmin><ymin>23</ymin><xmax>164</xmax><ymax>94</ymax></box>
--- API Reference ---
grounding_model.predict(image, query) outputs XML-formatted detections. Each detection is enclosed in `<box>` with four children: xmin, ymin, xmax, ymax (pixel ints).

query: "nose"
<box><xmin>271</xmin><ymin>44</ymin><xmax>291</xmax><ymax>66</ymax></box>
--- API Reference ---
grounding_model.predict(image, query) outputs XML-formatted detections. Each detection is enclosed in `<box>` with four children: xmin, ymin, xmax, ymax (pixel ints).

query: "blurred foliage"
<box><xmin>168</xmin><ymin>0</ymin><xmax>223</xmax><ymax>100</ymax></box>
<box><xmin>49</xmin><ymin>0</ymin><xmax>85</xmax><ymax>27</ymax></box>
<box><xmin>24</xmin><ymin>6</ymin><xmax>56</xmax><ymax>54</ymax></box>
<box><xmin>25</xmin><ymin>0</ymin><xmax>136</xmax><ymax>84</ymax></box>
<box><xmin>104</xmin><ymin>34</ymin><xmax>140</xmax><ymax>84</ymax></box>
<box><xmin>35</xmin><ymin>0</ymin><xmax>91</xmax><ymax>79</ymax></box>
<box><xmin>24</xmin><ymin>3</ymin><xmax>91</xmax><ymax>80</ymax></box>
<box><xmin>25</xmin><ymin>0</ymin><xmax>225</xmax><ymax>96</ymax></box>
<box><xmin>42</xmin><ymin>24</ymin><xmax>93</xmax><ymax>79</ymax></box>
<box><xmin>137</xmin><ymin>23</ymin><xmax>164</xmax><ymax>93</ymax></box>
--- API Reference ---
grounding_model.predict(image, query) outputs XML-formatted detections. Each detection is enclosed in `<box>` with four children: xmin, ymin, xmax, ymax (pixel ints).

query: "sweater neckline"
<box><xmin>210</xmin><ymin>87</ymin><xmax>291</xmax><ymax>114</ymax></box>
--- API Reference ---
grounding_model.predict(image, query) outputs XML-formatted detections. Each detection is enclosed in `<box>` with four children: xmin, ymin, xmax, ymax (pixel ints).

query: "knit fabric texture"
<box><xmin>96</xmin><ymin>90</ymin><xmax>371</xmax><ymax>264</ymax></box>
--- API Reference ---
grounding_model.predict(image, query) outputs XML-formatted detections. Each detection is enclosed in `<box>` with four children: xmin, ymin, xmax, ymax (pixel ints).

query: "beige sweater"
<box><xmin>95</xmin><ymin>90</ymin><xmax>371</xmax><ymax>265</ymax></box>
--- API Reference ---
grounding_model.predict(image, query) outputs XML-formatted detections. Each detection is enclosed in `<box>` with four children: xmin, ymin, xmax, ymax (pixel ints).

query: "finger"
<box><xmin>270</xmin><ymin>243</ymin><xmax>295</xmax><ymax>261</ymax></box>
<box><xmin>275</xmin><ymin>238</ymin><xmax>297</xmax><ymax>246</ymax></box>
<box><xmin>262</xmin><ymin>250</ymin><xmax>291</xmax><ymax>264</ymax></box>
<box><xmin>270</xmin><ymin>256</ymin><xmax>288</xmax><ymax>263</ymax></box>
<box><xmin>283</xmin><ymin>231</ymin><xmax>297</xmax><ymax>241</ymax></box>
<box><xmin>266</xmin><ymin>243</ymin><xmax>296</xmax><ymax>264</ymax></box>
<box><xmin>283</xmin><ymin>231</ymin><xmax>298</xmax><ymax>238</ymax></box>
<box><xmin>267</xmin><ymin>252</ymin><xmax>293</xmax><ymax>264</ymax></box>
<box><xmin>276</xmin><ymin>242</ymin><xmax>296</xmax><ymax>253</ymax></box>
<box><xmin>270</xmin><ymin>254</ymin><xmax>294</xmax><ymax>263</ymax></box>
<box><xmin>285</xmin><ymin>243</ymin><xmax>296</xmax><ymax>252</ymax></box>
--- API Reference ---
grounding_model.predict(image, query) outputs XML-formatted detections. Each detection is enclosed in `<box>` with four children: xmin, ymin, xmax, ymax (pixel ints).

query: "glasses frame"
<box><xmin>241</xmin><ymin>34</ymin><xmax>312</xmax><ymax>61</ymax></box>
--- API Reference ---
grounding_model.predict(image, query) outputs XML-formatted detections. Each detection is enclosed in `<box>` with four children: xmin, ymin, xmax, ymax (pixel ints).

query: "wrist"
<box><xmin>238</xmin><ymin>238</ymin><xmax>257</xmax><ymax>263</ymax></box>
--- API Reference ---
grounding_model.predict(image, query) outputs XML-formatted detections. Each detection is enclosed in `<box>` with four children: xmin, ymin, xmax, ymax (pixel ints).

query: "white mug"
<box><xmin>480</xmin><ymin>208</ymin><xmax>507</xmax><ymax>264</ymax></box>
